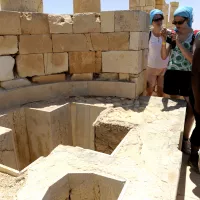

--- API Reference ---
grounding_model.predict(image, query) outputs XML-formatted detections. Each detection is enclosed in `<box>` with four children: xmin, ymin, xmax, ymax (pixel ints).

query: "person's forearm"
<box><xmin>177</xmin><ymin>43</ymin><xmax>193</xmax><ymax>63</ymax></box>
<box><xmin>161</xmin><ymin>42</ymin><xmax>170</xmax><ymax>60</ymax></box>
<box><xmin>192</xmin><ymin>74</ymin><xmax>200</xmax><ymax>105</ymax></box>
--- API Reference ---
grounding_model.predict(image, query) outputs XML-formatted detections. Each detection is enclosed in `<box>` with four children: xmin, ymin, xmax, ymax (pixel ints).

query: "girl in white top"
<box><xmin>147</xmin><ymin>9</ymin><xmax>169</xmax><ymax>97</ymax></box>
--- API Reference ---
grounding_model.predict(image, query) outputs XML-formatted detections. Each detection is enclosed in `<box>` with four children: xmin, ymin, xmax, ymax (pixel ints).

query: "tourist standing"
<box><xmin>146</xmin><ymin>9</ymin><xmax>169</xmax><ymax>97</ymax></box>
<box><xmin>160</xmin><ymin>6</ymin><xmax>195</xmax><ymax>154</ymax></box>
<box><xmin>188</xmin><ymin>32</ymin><xmax>200</xmax><ymax>174</ymax></box>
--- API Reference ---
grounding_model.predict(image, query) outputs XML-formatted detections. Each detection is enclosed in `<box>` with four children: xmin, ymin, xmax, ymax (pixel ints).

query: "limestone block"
<box><xmin>0</xmin><ymin>78</ymin><xmax>31</xmax><ymax>90</ymax></box>
<box><xmin>0</xmin><ymin>11</ymin><xmax>21</xmax><ymax>35</ymax></box>
<box><xmin>130</xmin><ymin>70</ymin><xmax>146</xmax><ymax>96</ymax></box>
<box><xmin>145</xmin><ymin>0</ymin><xmax>155</xmax><ymax>6</ymax></box>
<box><xmin>52</xmin><ymin>34</ymin><xmax>92</xmax><ymax>52</ymax></box>
<box><xmin>88</xmin><ymin>81</ymin><xmax>136</xmax><ymax>99</ymax></box>
<box><xmin>115</xmin><ymin>10</ymin><xmax>149</xmax><ymax>32</ymax></box>
<box><xmin>19</xmin><ymin>35</ymin><xmax>52</xmax><ymax>54</ymax></box>
<box><xmin>142</xmin><ymin>49</ymin><xmax>148</xmax><ymax>70</ymax></box>
<box><xmin>130</xmin><ymin>32</ymin><xmax>149</xmax><ymax>50</ymax></box>
<box><xmin>102</xmin><ymin>51</ymin><xmax>142</xmax><ymax>74</ymax></box>
<box><xmin>129</xmin><ymin>0</ymin><xmax>140</xmax><ymax>9</ymax></box>
<box><xmin>71</xmin><ymin>104</ymin><xmax>106</xmax><ymax>149</ymax></box>
<box><xmin>0</xmin><ymin>36</ymin><xmax>18</xmax><ymax>55</ymax></box>
<box><xmin>0</xmin><ymin>0</ymin><xmax>43</xmax><ymax>12</ymax></box>
<box><xmin>71</xmin><ymin>73</ymin><xmax>93</xmax><ymax>81</ymax></box>
<box><xmin>25</xmin><ymin>104</ymin><xmax>71</xmax><ymax>162</ymax></box>
<box><xmin>0</xmin><ymin>56</ymin><xmax>14</xmax><ymax>81</ymax></box>
<box><xmin>48</xmin><ymin>14</ymin><xmax>73</xmax><ymax>34</ymax></box>
<box><xmin>69</xmin><ymin>52</ymin><xmax>101</xmax><ymax>73</ymax></box>
<box><xmin>73</xmin><ymin>0</ymin><xmax>101</xmax><ymax>13</ymax></box>
<box><xmin>20</xmin><ymin>13</ymin><xmax>49</xmax><ymax>34</ymax></box>
<box><xmin>73</xmin><ymin>13</ymin><xmax>100</xmax><ymax>33</ymax></box>
<box><xmin>90</xmin><ymin>32</ymin><xmax>129</xmax><ymax>51</ymax></box>
<box><xmin>119</xmin><ymin>73</ymin><xmax>130</xmax><ymax>81</ymax></box>
<box><xmin>143</xmin><ymin>6</ymin><xmax>155</xmax><ymax>13</ymax></box>
<box><xmin>0</xmin><ymin>127</ymin><xmax>17</xmax><ymax>169</ymax></box>
<box><xmin>101</xmin><ymin>11</ymin><xmax>114</xmax><ymax>32</ymax></box>
<box><xmin>32</xmin><ymin>74</ymin><xmax>66</xmax><ymax>84</ymax></box>
<box><xmin>44</xmin><ymin>53</ymin><xmax>68</xmax><ymax>75</ymax></box>
<box><xmin>97</xmin><ymin>73</ymin><xmax>119</xmax><ymax>81</ymax></box>
<box><xmin>16</xmin><ymin>54</ymin><xmax>44</xmax><ymax>77</ymax></box>
<box><xmin>95</xmin><ymin>51</ymin><xmax>102</xmax><ymax>72</ymax></box>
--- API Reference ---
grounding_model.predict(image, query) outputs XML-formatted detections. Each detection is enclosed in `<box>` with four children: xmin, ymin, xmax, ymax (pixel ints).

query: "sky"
<box><xmin>43</xmin><ymin>0</ymin><xmax>200</xmax><ymax>29</ymax></box>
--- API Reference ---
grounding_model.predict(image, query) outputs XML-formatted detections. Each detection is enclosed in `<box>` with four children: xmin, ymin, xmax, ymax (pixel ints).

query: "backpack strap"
<box><xmin>190</xmin><ymin>34</ymin><xmax>195</xmax><ymax>46</ymax></box>
<box><xmin>149</xmin><ymin>31</ymin><xmax>152</xmax><ymax>41</ymax></box>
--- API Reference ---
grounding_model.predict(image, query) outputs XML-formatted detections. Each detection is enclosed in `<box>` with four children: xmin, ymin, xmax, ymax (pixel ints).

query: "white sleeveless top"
<box><xmin>148</xmin><ymin>32</ymin><xmax>169</xmax><ymax>69</ymax></box>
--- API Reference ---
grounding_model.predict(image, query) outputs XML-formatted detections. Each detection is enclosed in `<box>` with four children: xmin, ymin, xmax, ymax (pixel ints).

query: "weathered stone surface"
<box><xmin>48</xmin><ymin>14</ymin><xmax>73</xmax><ymax>34</ymax></box>
<box><xmin>69</xmin><ymin>52</ymin><xmax>101</xmax><ymax>73</ymax></box>
<box><xmin>97</xmin><ymin>73</ymin><xmax>119</xmax><ymax>81</ymax></box>
<box><xmin>71</xmin><ymin>73</ymin><xmax>93</xmax><ymax>81</ymax></box>
<box><xmin>101</xmin><ymin>11</ymin><xmax>114</xmax><ymax>32</ymax></box>
<box><xmin>32</xmin><ymin>74</ymin><xmax>66</xmax><ymax>84</ymax></box>
<box><xmin>91</xmin><ymin>32</ymin><xmax>129</xmax><ymax>51</ymax></box>
<box><xmin>73</xmin><ymin>13</ymin><xmax>100</xmax><ymax>33</ymax></box>
<box><xmin>115</xmin><ymin>10</ymin><xmax>149</xmax><ymax>32</ymax></box>
<box><xmin>0</xmin><ymin>0</ymin><xmax>43</xmax><ymax>12</ymax></box>
<box><xmin>102</xmin><ymin>51</ymin><xmax>142</xmax><ymax>74</ymax></box>
<box><xmin>0</xmin><ymin>127</ymin><xmax>17</xmax><ymax>169</ymax></box>
<box><xmin>130</xmin><ymin>32</ymin><xmax>149</xmax><ymax>50</ymax></box>
<box><xmin>20</xmin><ymin>13</ymin><xmax>49</xmax><ymax>34</ymax></box>
<box><xmin>0</xmin><ymin>36</ymin><xmax>18</xmax><ymax>55</ymax></box>
<box><xmin>119</xmin><ymin>73</ymin><xmax>130</xmax><ymax>81</ymax></box>
<box><xmin>0</xmin><ymin>11</ymin><xmax>21</xmax><ymax>35</ymax></box>
<box><xmin>73</xmin><ymin>0</ymin><xmax>101</xmax><ymax>13</ymax></box>
<box><xmin>88</xmin><ymin>81</ymin><xmax>136</xmax><ymax>99</ymax></box>
<box><xmin>0</xmin><ymin>78</ymin><xmax>31</xmax><ymax>90</ymax></box>
<box><xmin>145</xmin><ymin>0</ymin><xmax>155</xmax><ymax>6</ymax></box>
<box><xmin>16</xmin><ymin>54</ymin><xmax>44</xmax><ymax>77</ymax></box>
<box><xmin>44</xmin><ymin>53</ymin><xmax>68</xmax><ymax>75</ymax></box>
<box><xmin>0</xmin><ymin>56</ymin><xmax>14</xmax><ymax>81</ymax></box>
<box><xmin>19</xmin><ymin>35</ymin><xmax>52</xmax><ymax>54</ymax></box>
<box><xmin>52</xmin><ymin>34</ymin><xmax>92</xmax><ymax>52</ymax></box>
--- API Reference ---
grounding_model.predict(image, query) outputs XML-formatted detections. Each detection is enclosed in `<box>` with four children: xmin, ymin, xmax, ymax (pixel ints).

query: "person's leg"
<box><xmin>146</xmin><ymin>67</ymin><xmax>157</xmax><ymax>96</ymax></box>
<box><xmin>182</xmin><ymin>97</ymin><xmax>195</xmax><ymax>154</ymax></box>
<box><xmin>157</xmin><ymin>68</ymin><xmax>166</xmax><ymax>97</ymax></box>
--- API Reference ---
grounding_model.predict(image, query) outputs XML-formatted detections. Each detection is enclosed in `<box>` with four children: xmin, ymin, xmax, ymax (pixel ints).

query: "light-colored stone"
<box><xmin>0</xmin><ymin>78</ymin><xmax>31</xmax><ymax>90</ymax></box>
<box><xmin>97</xmin><ymin>73</ymin><xmax>119</xmax><ymax>81</ymax></box>
<box><xmin>88</xmin><ymin>81</ymin><xmax>136</xmax><ymax>99</ymax></box>
<box><xmin>32</xmin><ymin>74</ymin><xmax>66</xmax><ymax>84</ymax></box>
<box><xmin>0</xmin><ymin>127</ymin><xmax>17</xmax><ymax>169</ymax></box>
<box><xmin>52</xmin><ymin>34</ymin><xmax>92</xmax><ymax>52</ymax></box>
<box><xmin>101</xmin><ymin>11</ymin><xmax>114</xmax><ymax>33</ymax></box>
<box><xmin>20</xmin><ymin>13</ymin><xmax>49</xmax><ymax>34</ymax></box>
<box><xmin>115</xmin><ymin>10</ymin><xmax>149</xmax><ymax>32</ymax></box>
<box><xmin>73</xmin><ymin>13</ymin><xmax>100</xmax><ymax>33</ymax></box>
<box><xmin>0</xmin><ymin>56</ymin><xmax>14</xmax><ymax>81</ymax></box>
<box><xmin>71</xmin><ymin>73</ymin><xmax>93</xmax><ymax>81</ymax></box>
<box><xmin>44</xmin><ymin>53</ymin><xmax>68</xmax><ymax>75</ymax></box>
<box><xmin>25</xmin><ymin>104</ymin><xmax>71</xmax><ymax>162</ymax></box>
<box><xmin>16</xmin><ymin>54</ymin><xmax>44</xmax><ymax>77</ymax></box>
<box><xmin>90</xmin><ymin>32</ymin><xmax>129</xmax><ymax>51</ymax></box>
<box><xmin>19</xmin><ymin>35</ymin><xmax>52</xmax><ymax>54</ymax></box>
<box><xmin>0</xmin><ymin>11</ymin><xmax>21</xmax><ymax>35</ymax></box>
<box><xmin>69</xmin><ymin>52</ymin><xmax>101</xmax><ymax>73</ymax></box>
<box><xmin>0</xmin><ymin>0</ymin><xmax>43</xmax><ymax>12</ymax></box>
<box><xmin>145</xmin><ymin>0</ymin><xmax>155</xmax><ymax>6</ymax></box>
<box><xmin>0</xmin><ymin>36</ymin><xmax>18</xmax><ymax>55</ymax></box>
<box><xmin>48</xmin><ymin>14</ymin><xmax>73</xmax><ymax>34</ymax></box>
<box><xmin>73</xmin><ymin>0</ymin><xmax>101</xmax><ymax>13</ymax></box>
<box><xmin>102</xmin><ymin>51</ymin><xmax>142</xmax><ymax>74</ymax></box>
<box><xmin>130</xmin><ymin>32</ymin><xmax>149</xmax><ymax>50</ymax></box>
<box><xmin>119</xmin><ymin>73</ymin><xmax>130</xmax><ymax>81</ymax></box>
<box><xmin>129</xmin><ymin>0</ymin><xmax>140</xmax><ymax>9</ymax></box>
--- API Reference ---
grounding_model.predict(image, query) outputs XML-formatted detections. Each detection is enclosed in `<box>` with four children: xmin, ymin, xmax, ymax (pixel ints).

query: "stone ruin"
<box><xmin>0</xmin><ymin>0</ymin><xmax>186</xmax><ymax>200</ymax></box>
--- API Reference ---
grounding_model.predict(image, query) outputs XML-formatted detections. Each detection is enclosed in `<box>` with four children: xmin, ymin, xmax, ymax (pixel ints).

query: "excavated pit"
<box><xmin>0</xmin><ymin>96</ymin><xmax>134</xmax><ymax>172</ymax></box>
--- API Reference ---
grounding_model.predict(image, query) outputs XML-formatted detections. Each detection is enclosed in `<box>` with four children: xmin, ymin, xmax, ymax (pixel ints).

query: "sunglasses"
<box><xmin>153</xmin><ymin>17</ymin><xmax>163</xmax><ymax>22</ymax></box>
<box><xmin>172</xmin><ymin>19</ymin><xmax>186</xmax><ymax>25</ymax></box>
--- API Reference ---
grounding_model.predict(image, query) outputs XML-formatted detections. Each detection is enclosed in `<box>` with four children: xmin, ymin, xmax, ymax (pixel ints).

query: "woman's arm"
<box><xmin>160</xmin><ymin>28</ymin><xmax>171</xmax><ymax>60</ymax></box>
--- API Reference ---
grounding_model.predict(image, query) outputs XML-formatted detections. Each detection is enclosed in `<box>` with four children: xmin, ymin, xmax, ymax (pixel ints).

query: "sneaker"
<box><xmin>188</xmin><ymin>153</ymin><xmax>200</xmax><ymax>174</ymax></box>
<box><xmin>182</xmin><ymin>139</ymin><xmax>191</xmax><ymax>155</ymax></box>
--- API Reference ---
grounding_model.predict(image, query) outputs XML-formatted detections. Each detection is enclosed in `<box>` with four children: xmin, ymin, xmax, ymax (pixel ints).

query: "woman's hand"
<box><xmin>160</xmin><ymin>28</ymin><xmax>167</xmax><ymax>41</ymax></box>
<box><xmin>172</xmin><ymin>33</ymin><xmax>182</xmax><ymax>47</ymax></box>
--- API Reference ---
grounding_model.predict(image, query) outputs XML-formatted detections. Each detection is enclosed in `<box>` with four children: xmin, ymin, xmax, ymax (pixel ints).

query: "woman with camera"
<box><xmin>160</xmin><ymin>6</ymin><xmax>195</xmax><ymax>155</ymax></box>
<box><xmin>146</xmin><ymin>9</ymin><xmax>169</xmax><ymax>97</ymax></box>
